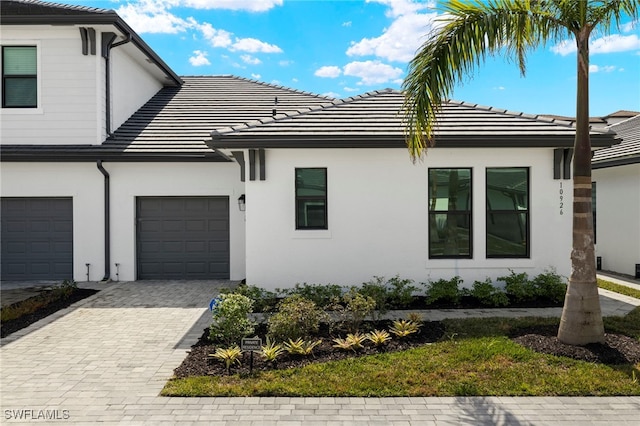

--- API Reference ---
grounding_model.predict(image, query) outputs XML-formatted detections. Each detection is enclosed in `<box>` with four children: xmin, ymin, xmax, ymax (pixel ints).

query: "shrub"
<box><xmin>209</xmin><ymin>293</ymin><xmax>256</xmax><ymax>346</ymax></box>
<box><xmin>267</xmin><ymin>295</ymin><xmax>328</xmax><ymax>341</ymax></box>
<box><xmin>282</xmin><ymin>283</ymin><xmax>344</xmax><ymax>309</ymax></box>
<box><xmin>387</xmin><ymin>275</ymin><xmax>418</xmax><ymax>308</ymax></box>
<box><xmin>222</xmin><ymin>284</ymin><xmax>278</xmax><ymax>313</ymax></box>
<box><xmin>357</xmin><ymin>276</ymin><xmax>391</xmax><ymax>320</ymax></box>
<box><xmin>425</xmin><ymin>277</ymin><xmax>463</xmax><ymax>305</ymax></box>
<box><xmin>470</xmin><ymin>278</ymin><xmax>509</xmax><ymax>307</ymax></box>
<box><xmin>498</xmin><ymin>270</ymin><xmax>537</xmax><ymax>303</ymax></box>
<box><xmin>532</xmin><ymin>270</ymin><xmax>567</xmax><ymax>303</ymax></box>
<box><xmin>332</xmin><ymin>333</ymin><xmax>367</xmax><ymax>351</ymax></box>
<box><xmin>342</xmin><ymin>289</ymin><xmax>376</xmax><ymax>332</ymax></box>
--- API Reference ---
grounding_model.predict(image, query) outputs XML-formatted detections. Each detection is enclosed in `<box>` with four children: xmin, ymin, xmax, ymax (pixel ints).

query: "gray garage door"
<box><xmin>136</xmin><ymin>197</ymin><xmax>230</xmax><ymax>280</ymax></box>
<box><xmin>1</xmin><ymin>197</ymin><xmax>73</xmax><ymax>281</ymax></box>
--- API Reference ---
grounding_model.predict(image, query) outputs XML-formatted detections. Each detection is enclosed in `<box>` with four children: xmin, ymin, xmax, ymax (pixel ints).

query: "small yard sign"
<box><xmin>241</xmin><ymin>337</ymin><xmax>262</xmax><ymax>352</ymax></box>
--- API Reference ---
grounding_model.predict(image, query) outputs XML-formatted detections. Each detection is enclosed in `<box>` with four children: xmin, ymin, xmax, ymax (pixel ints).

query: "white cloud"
<box><xmin>241</xmin><ymin>54</ymin><xmax>262</xmax><ymax>65</ymax></box>
<box><xmin>183</xmin><ymin>0</ymin><xmax>283</xmax><ymax>12</ymax></box>
<box><xmin>367</xmin><ymin>0</ymin><xmax>433</xmax><ymax>18</ymax></box>
<box><xmin>342</xmin><ymin>21</ymin><xmax>352</xmax><ymax>27</ymax></box>
<box><xmin>279</xmin><ymin>60</ymin><xmax>293</xmax><ymax>66</ymax></box>
<box><xmin>315</xmin><ymin>66</ymin><xmax>342</xmax><ymax>78</ymax></box>
<box><xmin>116</xmin><ymin>2</ymin><xmax>191</xmax><ymax>34</ymax></box>
<box><xmin>292</xmin><ymin>78</ymin><xmax>298</xmax><ymax>82</ymax></box>
<box><xmin>493</xmin><ymin>86</ymin><xmax>505</xmax><ymax>90</ymax></box>
<box><xmin>188</xmin><ymin>50</ymin><xmax>210</xmax><ymax>66</ymax></box>
<box><xmin>343</xmin><ymin>60</ymin><xmax>403</xmax><ymax>85</ymax></box>
<box><xmin>251</xmin><ymin>73</ymin><xmax>262</xmax><ymax>79</ymax></box>
<box><xmin>621</xmin><ymin>20</ymin><xmax>637</xmax><ymax>33</ymax></box>
<box><xmin>552</xmin><ymin>34</ymin><xmax>640</xmax><ymax>55</ymax></box>
<box><xmin>589</xmin><ymin>64</ymin><xmax>617</xmax><ymax>73</ymax></box>
<box><xmin>197</xmin><ymin>22</ymin><xmax>233</xmax><ymax>47</ymax></box>
<box><xmin>347</xmin><ymin>10</ymin><xmax>439</xmax><ymax>62</ymax></box>
<box><xmin>271</xmin><ymin>79</ymin><xmax>281</xmax><ymax>85</ymax></box>
<box><xmin>343</xmin><ymin>87</ymin><xmax>359</xmax><ymax>92</ymax></box>
<box><xmin>231</xmin><ymin>38</ymin><xmax>282</xmax><ymax>53</ymax></box>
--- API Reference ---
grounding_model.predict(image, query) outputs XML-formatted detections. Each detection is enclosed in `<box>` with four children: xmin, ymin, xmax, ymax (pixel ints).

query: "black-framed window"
<box><xmin>486</xmin><ymin>167</ymin><xmax>529</xmax><ymax>258</ymax></box>
<box><xmin>428</xmin><ymin>168</ymin><xmax>472</xmax><ymax>258</ymax></box>
<box><xmin>295</xmin><ymin>168</ymin><xmax>327</xmax><ymax>229</ymax></box>
<box><xmin>2</xmin><ymin>46</ymin><xmax>37</xmax><ymax>108</ymax></box>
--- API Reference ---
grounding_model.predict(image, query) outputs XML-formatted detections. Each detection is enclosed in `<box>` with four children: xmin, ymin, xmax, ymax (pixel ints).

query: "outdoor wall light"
<box><xmin>238</xmin><ymin>194</ymin><xmax>246</xmax><ymax>211</ymax></box>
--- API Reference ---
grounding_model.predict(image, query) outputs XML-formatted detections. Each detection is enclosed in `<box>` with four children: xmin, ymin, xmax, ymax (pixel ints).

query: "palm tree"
<box><xmin>403</xmin><ymin>0</ymin><xmax>638</xmax><ymax>345</ymax></box>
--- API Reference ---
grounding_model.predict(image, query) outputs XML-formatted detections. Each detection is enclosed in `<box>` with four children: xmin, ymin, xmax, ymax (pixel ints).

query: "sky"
<box><xmin>59</xmin><ymin>0</ymin><xmax>640</xmax><ymax>117</ymax></box>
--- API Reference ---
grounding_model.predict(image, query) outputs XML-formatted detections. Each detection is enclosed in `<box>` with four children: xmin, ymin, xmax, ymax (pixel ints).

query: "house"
<box><xmin>1</xmin><ymin>0</ymin><xmax>620</xmax><ymax>289</ymax></box>
<box><xmin>592</xmin><ymin>114</ymin><xmax>640</xmax><ymax>278</ymax></box>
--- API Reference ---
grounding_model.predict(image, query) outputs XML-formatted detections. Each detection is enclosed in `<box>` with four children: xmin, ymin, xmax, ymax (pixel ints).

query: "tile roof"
<box><xmin>0</xmin><ymin>0</ymin><xmax>111</xmax><ymax>16</ymax></box>
<box><xmin>592</xmin><ymin>114</ymin><xmax>640</xmax><ymax>167</ymax></box>
<box><xmin>209</xmin><ymin>89</ymin><xmax>616</xmax><ymax>149</ymax></box>
<box><xmin>103</xmin><ymin>76</ymin><xmax>334</xmax><ymax>156</ymax></box>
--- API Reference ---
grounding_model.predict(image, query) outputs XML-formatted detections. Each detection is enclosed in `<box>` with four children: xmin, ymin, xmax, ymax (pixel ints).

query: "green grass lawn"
<box><xmin>162</xmin><ymin>309</ymin><xmax>640</xmax><ymax>397</ymax></box>
<box><xmin>598</xmin><ymin>278</ymin><xmax>640</xmax><ymax>300</ymax></box>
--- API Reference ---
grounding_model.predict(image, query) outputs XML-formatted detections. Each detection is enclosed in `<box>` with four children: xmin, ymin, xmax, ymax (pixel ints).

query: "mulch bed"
<box><xmin>173</xmin><ymin>321</ymin><xmax>640</xmax><ymax>379</ymax></box>
<box><xmin>1</xmin><ymin>288</ymin><xmax>99</xmax><ymax>338</ymax></box>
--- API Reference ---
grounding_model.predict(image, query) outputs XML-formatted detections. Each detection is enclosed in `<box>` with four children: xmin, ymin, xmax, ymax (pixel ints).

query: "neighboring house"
<box><xmin>592</xmin><ymin>114</ymin><xmax>640</xmax><ymax>278</ymax></box>
<box><xmin>1</xmin><ymin>0</ymin><xmax>620</xmax><ymax>288</ymax></box>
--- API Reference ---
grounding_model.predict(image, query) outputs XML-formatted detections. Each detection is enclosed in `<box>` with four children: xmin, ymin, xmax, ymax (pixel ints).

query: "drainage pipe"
<box><xmin>102</xmin><ymin>32</ymin><xmax>131</xmax><ymax>136</ymax></box>
<box><xmin>97</xmin><ymin>161</ymin><xmax>110</xmax><ymax>281</ymax></box>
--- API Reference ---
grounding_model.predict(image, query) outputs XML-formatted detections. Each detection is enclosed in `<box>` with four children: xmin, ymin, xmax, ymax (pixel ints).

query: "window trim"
<box><xmin>1</xmin><ymin>42</ymin><xmax>41</xmax><ymax>112</ymax></box>
<box><xmin>485</xmin><ymin>167</ymin><xmax>530</xmax><ymax>259</ymax></box>
<box><xmin>428</xmin><ymin>167</ymin><xmax>473</xmax><ymax>259</ymax></box>
<box><xmin>295</xmin><ymin>167</ymin><xmax>328</xmax><ymax>230</ymax></box>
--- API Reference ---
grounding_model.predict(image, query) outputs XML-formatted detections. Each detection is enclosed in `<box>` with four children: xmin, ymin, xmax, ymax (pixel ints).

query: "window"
<box><xmin>295</xmin><ymin>168</ymin><xmax>327</xmax><ymax>229</ymax></box>
<box><xmin>486</xmin><ymin>167</ymin><xmax>529</xmax><ymax>258</ymax></box>
<box><xmin>428</xmin><ymin>168</ymin><xmax>472</xmax><ymax>258</ymax></box>
<box><xmin>2</xmin><ymin>46</ymin><xmax>37</xmax><ymax>108</ymax></box>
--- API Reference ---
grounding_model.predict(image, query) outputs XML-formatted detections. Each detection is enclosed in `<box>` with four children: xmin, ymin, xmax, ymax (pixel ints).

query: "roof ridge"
<box><xmin>608</xmin><ymin>113</ymin><xmax>640</xmax><ymax>129</ymax></box>
<box><xmin>227</xmin><ymin>75</ymin><xmax>335</xmax><ymax>101</ymax></box>
<box><xmin>445</xmin><ymin>99</ymin><xmax>601</xmax><ymax>130</ymax></box>
<box><xmin>210</xmin><ymin>87</ymin><xmax>401</xmax><ymax>138</ymax></box>
<box><xmin>6</xmin><ymin>0</ymin><xmax>112</xmax><ymax>14</ymax></box>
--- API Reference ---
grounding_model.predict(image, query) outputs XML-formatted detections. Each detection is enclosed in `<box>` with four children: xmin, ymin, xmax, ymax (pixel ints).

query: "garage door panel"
<box><xmin>136</xmin><ymin>197</ymin><xmax>229</xmax><ymax>279</ymax></box>
<box><xmin>1</xmin><ymin>197</ymin><xmax>73</xmax><ymax>281</ymax></box>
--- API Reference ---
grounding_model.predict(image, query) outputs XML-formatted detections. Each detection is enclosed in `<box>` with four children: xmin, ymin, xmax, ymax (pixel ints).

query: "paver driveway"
<box><xmin>1</xmin><ymin>280</ymin><xmax>639</xmax><ymax>425</ymax></box>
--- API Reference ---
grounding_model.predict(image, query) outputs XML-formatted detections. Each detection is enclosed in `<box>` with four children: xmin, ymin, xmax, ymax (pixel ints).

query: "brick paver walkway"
<box><xmin>1</xmin><ymin>280</ymin><xmax>639</xmax><ymax>425</ymax></box>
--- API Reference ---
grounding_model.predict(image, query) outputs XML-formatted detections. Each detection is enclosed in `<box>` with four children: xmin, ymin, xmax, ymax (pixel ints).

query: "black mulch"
<box><xmin>173</xmin><ymin>321</ymin><xmax>640</xmax><ymax>379</ymax></box>
<box><xmin>1</xmin><ymin>288</ymin><xmax>99</xmax><ymax>338</ymax></box>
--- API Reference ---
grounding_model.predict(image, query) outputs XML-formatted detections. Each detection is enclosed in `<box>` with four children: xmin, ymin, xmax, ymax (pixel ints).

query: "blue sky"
<box><xmin>62</xmin><ymin>0</ymin><xmax>639</xmax><ymax>116</ymax></box>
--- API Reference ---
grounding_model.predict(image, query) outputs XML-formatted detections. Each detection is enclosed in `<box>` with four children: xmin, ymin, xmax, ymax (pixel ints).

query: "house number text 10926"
<box><xmin>559</xmin><ymin>182</ymin><xmax>564</xmax><ymax>215</ymax></box>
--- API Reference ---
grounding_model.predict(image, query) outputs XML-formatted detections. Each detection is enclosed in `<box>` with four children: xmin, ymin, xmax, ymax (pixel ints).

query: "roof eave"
<box><xmin>207</xmin><ymin>134</ymin><xmax>616</xmax><ymax>150</ymax></box>
<box><xmin>2</xmin><ymin>14</ymin><xmax>182</xmax><ymax>87</ymax></box>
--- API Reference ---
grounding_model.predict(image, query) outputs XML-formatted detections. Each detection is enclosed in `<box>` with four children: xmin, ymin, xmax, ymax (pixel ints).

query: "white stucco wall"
<box><xmin>244</xmin><ymin>148</ymin><xmax>573</xmax><ymax>289</ymax></box>
<box><xmin>593</xmin><ymin>163</ymin><xmax>640</xmax><ymax>276</ymax></box>
<box><xmin>1</xmin><ymin>26</ymin><xmax>100</xmax><ymax>145</ymax></box>
<box><xmin>0</xmin><ymin>162</ymin><xmax>246</xmax><ymax>282</ymax></box>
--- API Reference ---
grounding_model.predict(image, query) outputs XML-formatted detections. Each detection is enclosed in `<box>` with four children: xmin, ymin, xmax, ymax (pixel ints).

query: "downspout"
<box><xmin>97</xmin><ymin>161</ymin><xmax>110</xmax><ymax>281</ymax></box>
<box><xmin>102</xmin><ymin>32</ymin><xmax>131</xmax><ymax>136</ymax></box>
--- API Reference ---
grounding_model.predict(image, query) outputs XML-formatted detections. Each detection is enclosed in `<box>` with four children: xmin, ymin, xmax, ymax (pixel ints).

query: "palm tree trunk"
<box><xmin>557</xmin><ymin>28</ymin><xmax>605</xmax><ymax>345</ymax></box>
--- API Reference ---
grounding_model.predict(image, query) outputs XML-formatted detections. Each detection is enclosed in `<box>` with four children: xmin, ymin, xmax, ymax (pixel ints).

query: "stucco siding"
<box><xmin>244</xmin><ymin>148</ymin><xmax>572</xmax><ymax>289</ymax></box>
<box><xmin>593</xmin><ymin>163</ymin><xmax>640</xmax><ymax>276</ymax></box>
<box><xmin>1</xmin><ymin>162</ymin><xmax>245</xmax><ymax>282</ymax></box>
<box><xmin>0</xmin><ymin>26</ymin><xmax>99</xmax><ymax>145</ymax></box>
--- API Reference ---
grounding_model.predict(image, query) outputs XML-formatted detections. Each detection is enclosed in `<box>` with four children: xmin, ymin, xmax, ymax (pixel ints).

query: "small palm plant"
<box><xmin>210</xmin><ymin>346</ymin><xmax>242</xmax><ymax>374</ymax></box>
<box><xmin>261</xmin><ymin>338</ymin><xmax>284</xmax><ymax>363</ymax></box>
<box><xmin>284</xmin><ymin>338</ymin><xmax>322</xmax><ymax>356</ymax></box>
<box><xmin>332</xmin><ymin>332</ymin><xmax>367</xmax><ymax>351</ymax></box>
<box><xmin>389</xmin><ymin>319</ymin><xmax>420</xmax><ymax>338</ymax></box>
<box><xmin>366</xmin><ymin>329</ymin><xmax>392</xmax><ymax>347</ymax></box>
